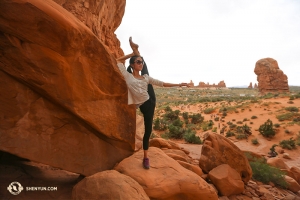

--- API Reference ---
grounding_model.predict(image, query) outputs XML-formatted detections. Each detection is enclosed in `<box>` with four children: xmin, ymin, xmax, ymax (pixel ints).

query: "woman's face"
<box><xmin>132</xmin><ymin>57</ymin><xmax>144</xmax><ymax>71</ymax></box>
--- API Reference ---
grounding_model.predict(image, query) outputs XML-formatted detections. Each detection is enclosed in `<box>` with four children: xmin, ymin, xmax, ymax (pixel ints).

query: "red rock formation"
<box><xmin>52</xmin><ymin>0</ymin><xmax>125</xmax><ymax>58</ymax></box>
<box><xmin>254</xmin><ymin>58</ymin><xmax>289</xmax><ymax>93</ymax></box>
<box><xmin>248</xmin><ymin>82</ymin><xmax>253</xmax><ymax>89</ymax></box>
<box><xmin>197</xmin><ymin>81</ymin><xmax>226</xmax><ymax>88</ymax></box>
<box><xmin>254</xmin><ymin>83</ymin><xmax>258</xmax><ymax>89</ymax></box>
<box><xmin>199</xmin><ymin>133</ymin><xmax>252</xmax><ymax>183</ymax></box>
<box><xmin>189</xmin><ymin>80</ymin><xmax>194</xmax><ymax>87</ymax></box>
<box><xmin>0</xmin><ymin>0</ymin><xmax>134</xmax><ymax>176</ymax></box>
<box><xmin>115</xmin><ymin>147</ymin><xmax>218</xmax><ymax>200</ymax></box>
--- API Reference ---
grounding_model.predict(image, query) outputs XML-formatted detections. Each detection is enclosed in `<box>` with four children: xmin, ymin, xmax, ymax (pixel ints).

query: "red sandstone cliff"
<box><xmin>0</xmin><ymin>0</ymin><xmax>134</xmax><ymax>176</ymax></box>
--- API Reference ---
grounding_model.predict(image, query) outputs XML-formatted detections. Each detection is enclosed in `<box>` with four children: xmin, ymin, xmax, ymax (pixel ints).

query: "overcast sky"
<box><xmin>115</xmin><ymin>0</ymin><xmax>300</xmax><ymax>87</ymax></box>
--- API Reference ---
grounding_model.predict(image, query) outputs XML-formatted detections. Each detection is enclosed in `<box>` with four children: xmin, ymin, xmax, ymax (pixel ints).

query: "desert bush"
<box><xmin>164</xmin><ymin>106</ymin><xmax>172</xmax><ymax>112</ymax></box>
<box><xmin>250</xmin><ymin>122</ymin><xmax>253</xmax><ymax>124</ymax></box>
<box><xmin>201</xmin><ymin>120</ymin><xmax>214</xmax><ymax>131</ymax></box>
<box><xmin>248</xmin><ymin>157</ymin><xmax>288</xmax><ymax>188</ymax></box>
<box><xmin>279</xmin><ymin>138</ymin><xmax>296</xmax><ymax>150</ymax></box>
<box><xmin>289</xmin><ymin>96</ymin><xmax>295</xmax><ymax>100</ymax></box>
<box><xmin>287</xmin><ymin>101</ymin><xmax>294</xmax><ymax>104</ymax></box>
<box><xmin>259</xmin><ymin>119</ymin><xmax>276</xmax><ymax>138</ymax></box>
<box><xmin>251</xmin><ymin>115</ymin><xmax>258</xmax><ymax>119</ymax></box>
<box><xmin>167</xmin><ymin>124</ymin><xmax>186</xmax><ymax>139</ymax></box>
<box><xmin>183</xmin><ymin>130</ymin><xmax>202</xmax><ymax>144</ymax></box>
<box><xmin>182</xmin><ymin>112</ymin><xmax>189</xmax><ymax>120</ymax></box>
<box><xmin>285</xmin><ymin>106</ymin><xmax>299</xmax><ymax>112</ymax></box>
<box><xmin>277</xmin><ymin>112</ymin><xmax>300</xmax><ymax>121</ymax></box>
<box><xmin>222</xmin><ymin>111</ymin><xmax>227</xmax><ymax>117</ymax></box>
<box><xmin>203</xmin><ymin>108</ymin><xmax>215</xmax><ymax>114</ymax></box>
<box><xmin>232</xmin><ymin>119</ymin><xmax>236</xmax><ymax>121</ymax></box>
<box><xmin>243</xmin><ymin>118</ymin><xmax>248</xmax><ymax>121</ymax></box>
<box><xmin>164</xmin><ymin>109</ymin><xmax>180</xmax><ymax>121</ymax></box>
<box><xmin>190</xmin><ymin>113</ymin><xmax>204</xmax><ymax>124</ymax></box>
<box><xmin>226</xmin><ymin>131</ymin><xmax>235</xmax><ymax>137</ymax></box>
<box><xmin>237</xmin><ymin>121</ymin><xmax>243</xmax><ymax>124</ymax></box>
<box><xmin>153</xmin><ymin>118</ymin><xmax>168</xmax><ymax>131</ymax></box>
<box><xmin>235</xmin><ymin>134</ymin><xmax>247</xmax><ymax>140</ymax></box>
<box><xmin>284</xmin><ymin>129</ymin><xmax>291</xmax><ymax>134</ymax></box>
<box><xmin>172</xmin><ymin>118</ymin><xmax>183</xmax><ymax>127</ymax></box>
<box><xmin>214</xmin><ymin>117</ymin><xmax>219</xmax><ymax>121</ymax></box>
<box><xmin>212</xmin><ymin>127</ymin><xmax>217</xmax><ymax>132</ymax></box>
<box><xmin>251</xmin><ymin>138</ymin><xmax>259</xmax><ymax>145</ymax></box>
<box><xmin>274</xmin><ymin>123</ymin><xmax>280</xmax><ymax>128</ymax></box>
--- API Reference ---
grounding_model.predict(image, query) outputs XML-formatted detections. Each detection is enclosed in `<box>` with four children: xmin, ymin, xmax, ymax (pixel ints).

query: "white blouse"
<box><xmin>117</xmin><ymin>63</ymin><xmax>164</xmax><ymax>105</ymax></box>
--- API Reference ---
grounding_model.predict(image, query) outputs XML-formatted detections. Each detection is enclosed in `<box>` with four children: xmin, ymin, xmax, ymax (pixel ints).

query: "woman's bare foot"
<box><xmin>129</xmin><ymin>37</ymin><xmax>140</xmax><ymax>56</ymax></box>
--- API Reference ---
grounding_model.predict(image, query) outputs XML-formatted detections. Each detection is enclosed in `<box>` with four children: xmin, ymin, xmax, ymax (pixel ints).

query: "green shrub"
<box><xmin>167</xmin><ymin>124</ymin><xmax>185</xmax><ymax>139</ymax></box>
<box><xmin>164</xmin><ymin>110</ymin><xmax>180</xmax><ymax>121</ymax></box>
<box><xmin>182</xmin><ymin>112</ymin><xmax>189</xmax><ymax>120</ymax></box>
<box><xmin>204</xmin><ymin>108</ymin><xmax>215</xmax><ymax>114</ymax></box>
<box><xmin>153</xmin><ymin>118</ymin><xmax>168</xmax><ymax>131</ymax></box>
<box><xmin>287</xmin><ymin>101</ymin><xmax>294</xmax><ymax>104</ymax></box>
<box><xmin>251</xmin><ymin>116</ymin><xmax>258</xmax><ymax>119</ymax></box>
<box><xmin>237</xmin><ymin>121</ymin><xmax>243</xmax><ymax>124</ymax></box>
<box><xmin>235</xmin><ymin>134</ymin><xmax>247</xmax><ymax>140</ymax></box>
<box><xmin>277</xmin><ymin>113</ymin><xmax>300</xmax><ymax>121</ymax></box>
<box><xmin>226</xmin><ymin>131</ymin><xmax>235</xmax><ymax>137</ymax></box>
<box><xmin>222</xmin><ymin>111</ymin><xmax>227</xmax><ymax>117</ymax></box>
<box><xmin>243</xmin><ymin>118</ymin><xmax>248</xmax><ymax>121</ymax></box>
<box><xmin>183</xmin><ymin>130</ymin><xmax>202</xmax><ymax>144</ymax></box>
<box><xmin>284</xmin><ymin>129</ymin><xmax>291</xmax><ymax>134</ymax></box>
<box><xmin>214</xmin><ymin>117</ymin><xmax>219</xmax><ymax>121</ymax></box>
<box><xmin>172</xmin><ymin>118</ymin><xmax>183</xmax><ymax>127</ymax></box>
<box><xmin>259</xmin><ymin>119</ymin><xmax>276</xmax><ymax>138</ymax></box>
<box><xmin>289</xmin><ymin>96</ymin><xmax>295</xmax><ymax>100</ymax></box>
<box><xmin>285</xmin><ymin>106</ymin><xmax>299</xmax><ymax>112</ymax></box>
<box><xmin>164</xmin><ymin>106</ymin><xmax>172</xmax><ymax>112</ymax></box>
<box><xmin>274</xmin><ymin>123</ymin><xmax>280</xmax><ymax>128</ymax></box>
<box><xmin>251</xmin><ymin>138</ymin><xmax>259</xmax><ymax>145</ymax></box>
<box><xmin>190</xmin><ymin>113</ymin><xmax>204</xmax><ymax>124</ymax></box>
<box><xmin>279</xmin><ymin>138</ymin><xmax>296</xmax><ymax>150</ymax></box>
<box><xmin>212</xmin><ymin>127</ymin><xmax>217</xmax><ymax>132</ymax></box>
<box><xmin>248</xmin><ymin>158</ymin><xmax>288</xmax><ymax>188</ymax></box>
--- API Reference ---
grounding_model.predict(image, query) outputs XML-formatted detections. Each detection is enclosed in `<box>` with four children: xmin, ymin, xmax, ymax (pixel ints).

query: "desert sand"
<box><xmin>153</xmin><ymin>96</ymin><xmax>300</xmax><ymax>168</ymax></box>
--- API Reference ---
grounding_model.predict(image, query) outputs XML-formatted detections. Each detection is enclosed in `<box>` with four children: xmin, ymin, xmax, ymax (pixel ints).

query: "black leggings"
<box><xmin>140</xmin><ymin>59</ymin><xmax>156</xmax><ymax>150</ymax></box>
<box><xmin>139</xmin><ymin>98</ymin><xmax>155</xmax><ymax>150</ymax></box>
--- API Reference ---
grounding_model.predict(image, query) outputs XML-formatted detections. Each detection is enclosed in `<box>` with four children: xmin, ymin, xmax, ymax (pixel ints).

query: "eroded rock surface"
<box><xmin>0</xmin><ymin>0</ymin><xmax>134</xmax><ymax>176</ymax></box>
<box><xmin>199</xmin><ymin>133</ymin><xmax>252</xmax><ymax>183</ymax></box>
<box><xmin>114</xmin><ymin>147</ymin><xmax>218</xmax><ymax>200</ymax></box>
<box><xmin>72</xmin><ymin>170</ymin><xmax>149</xmax><ymax>200</ymax></box>
<box><xmin>254</xmin><ymin>58</ymin><xmax>289</xmax><ymax>93</ymax></box>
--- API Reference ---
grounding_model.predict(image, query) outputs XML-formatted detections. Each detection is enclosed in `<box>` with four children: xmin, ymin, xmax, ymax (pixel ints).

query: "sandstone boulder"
<box><xmin>176</xmin><ymin>160</ymin><xmax>203</xmax><ymax>177</ymax></box>
<box><xmin>114</xmin><ymin>147</ymin><xmax>218</xmax><ymax>200</ymax></box>
<box><xmin>162</xmin><ymin>149</ymin><xmax>192</xmax><ymax>163</ymax></box>
<box><xmin>284</xmin><ymin>176</ymin><xmax>300</xmax><ymax>193</ymax></box>
<box><xmin>267</xmin><ymin>157</ymin><xmax>290</xmax><ymax>171</ymax></box>
<box><xmin>254</xmin><ymin>58</ymin><xmax>289</xmax><ymax>93</ymax></box>
<box><xmin>291</xmin><ymin>167</ymin><xmax>300</xmax><ymax>184</ymax></box>
<box><xmin>208</xmin><ymin>164</ymin><xmax>244</xmax><ymax>196</ymax></box>
<box><xmin>199</xmin><ymin>133</ymin><xmax>252</xmax><ymax>183</ymax></box>
<box><xmin>72</xmin><ymin>170</ymin><xmax>149</xmax><ymax>200</ymax></box>
<box><xmin>149</xmin><ymin>138</ymin><xmax>181</xmax><ymax>150</ymax></box>
<box><xmin>0</xmin><ymin>0</ymin><xmax>135</xmax><ymax>176</ymax></box>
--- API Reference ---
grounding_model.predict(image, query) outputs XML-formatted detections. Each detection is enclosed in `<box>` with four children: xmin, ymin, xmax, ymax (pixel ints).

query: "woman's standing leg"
<box><xmin>139</xmin><ymin>99</ymin><xmax>155</xmax><ymax>169</ymax></box>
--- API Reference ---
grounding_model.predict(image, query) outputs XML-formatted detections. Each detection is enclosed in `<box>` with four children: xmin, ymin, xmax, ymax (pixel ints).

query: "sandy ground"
<box><xmin>154</xmin><ymin>97</ymin><xmax>300</xmax><ymax>168</ymax></box>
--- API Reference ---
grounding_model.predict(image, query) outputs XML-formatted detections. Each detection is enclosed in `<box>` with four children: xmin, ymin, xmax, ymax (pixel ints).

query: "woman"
<box><xmin>116</xmin><ymin>37</ymin><xmax>189</xmax><ymax>169</ymax></box>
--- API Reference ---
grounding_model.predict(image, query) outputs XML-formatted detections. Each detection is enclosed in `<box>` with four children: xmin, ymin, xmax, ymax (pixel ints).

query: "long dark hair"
<box><xmin>126</xmin><ymin>56</ymin><xmax>142</xmax><ymax>73</ymax></box>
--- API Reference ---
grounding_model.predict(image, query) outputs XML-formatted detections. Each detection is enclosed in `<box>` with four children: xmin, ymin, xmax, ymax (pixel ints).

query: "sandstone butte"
<box><xmin>0</xmin><ymin>0</ymin><xmax>136</xmax><ymax>176</ymax></box>
<box><xmin>254</xmin><ymin>58</ymin><xmax>289</xmax><ymax>94</ymax></box>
